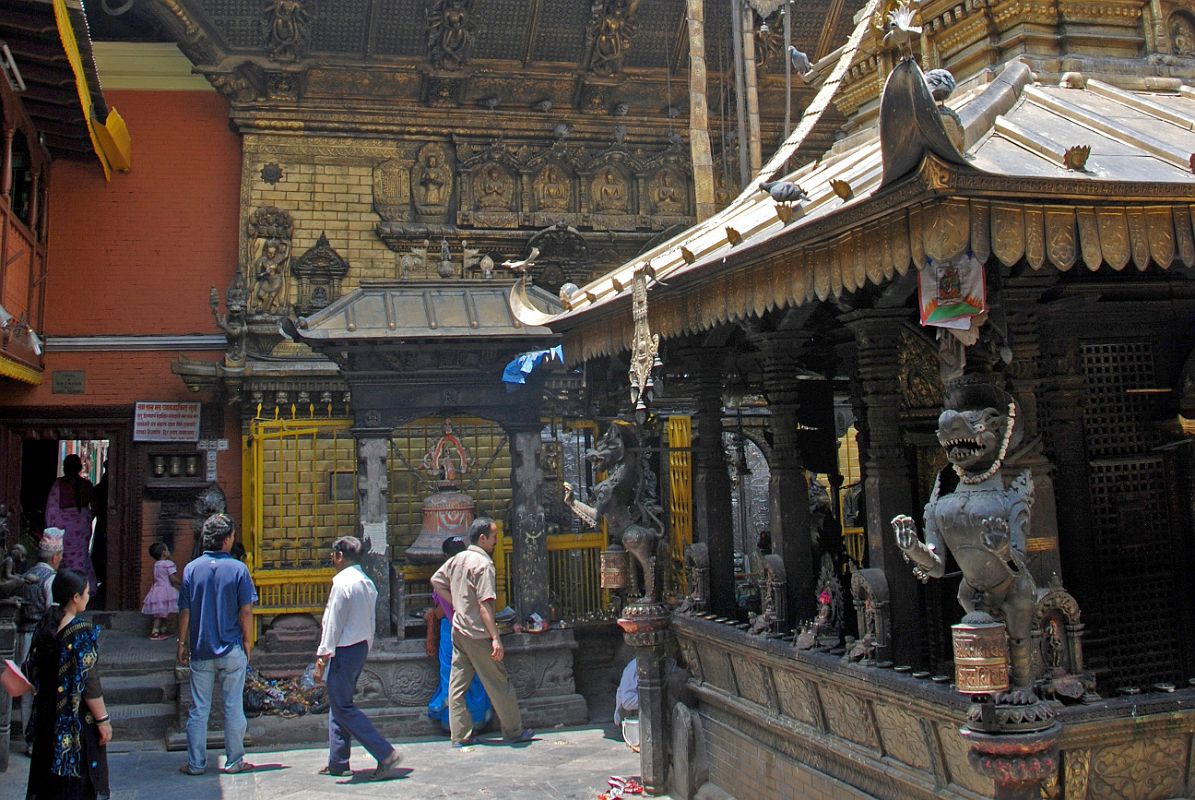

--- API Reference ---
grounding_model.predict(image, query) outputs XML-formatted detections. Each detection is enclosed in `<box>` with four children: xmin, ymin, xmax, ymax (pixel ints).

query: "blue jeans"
<box><xmin>328</xmin><ymin>641</ymin><xmax>394</xmax><ymax>770</ymax></box>
<box><xmin>186</xmin><ymin>645</ymin><xmax>248</xmax><ymax>771</ymax></box>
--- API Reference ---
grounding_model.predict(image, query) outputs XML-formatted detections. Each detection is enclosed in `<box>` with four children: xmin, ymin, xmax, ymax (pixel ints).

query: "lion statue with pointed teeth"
<box><xmin>891</xmin><ymin>376</ymin><xmax>1038</xmax><ymax>688</ymax></box>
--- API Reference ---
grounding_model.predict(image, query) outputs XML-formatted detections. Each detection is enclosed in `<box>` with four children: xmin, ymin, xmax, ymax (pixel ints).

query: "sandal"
<box><xmin>369</xmin><ymin>750</ymin><xmax>402</xmax><ymax>780</ymax></box>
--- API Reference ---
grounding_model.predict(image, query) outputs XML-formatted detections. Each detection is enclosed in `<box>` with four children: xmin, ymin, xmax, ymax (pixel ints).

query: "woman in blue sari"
<box><xmin>25</xmin><ymin>568</ymin><xmax>111</xmax><ymax>800</ymax></box>
<box><xmin>425</xmin><ymin>536</ymin><xmax>491</xmax><ymax>731</ymax></box>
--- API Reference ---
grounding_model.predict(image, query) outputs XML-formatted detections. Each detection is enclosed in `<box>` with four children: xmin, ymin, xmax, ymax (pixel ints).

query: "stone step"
<box><xmin>102</xmin><ymin>673</ymin><xmax>178</xmax><ymax>705</ymax></box>
<box><xmin>109</xmin><ymin>702</ymin><xmax>177</xmax><ymax>741</ymax></box>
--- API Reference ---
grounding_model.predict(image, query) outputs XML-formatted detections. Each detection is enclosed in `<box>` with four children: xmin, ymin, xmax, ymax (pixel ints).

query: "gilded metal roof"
<box><xmin>520</xmin><ymin>55</ymin><xmax>1195</xmax><ymax>363</ymax></box>
<box><xmin>293</xmin><ymin>279</ymin><xmax>560</xmax><ymax>342</ymax></box>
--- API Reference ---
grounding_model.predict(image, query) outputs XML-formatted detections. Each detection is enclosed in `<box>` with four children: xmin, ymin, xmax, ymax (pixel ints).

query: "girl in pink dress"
<box><xmin>141</xmin><ymin>542</ymin><xmax>180</xmax><ymax>640</ymax></box>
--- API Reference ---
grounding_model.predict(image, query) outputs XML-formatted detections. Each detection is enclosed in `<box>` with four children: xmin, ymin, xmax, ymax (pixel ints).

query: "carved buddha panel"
<box><xmin>647</xmin><ymin>167</ymin><xmax>685</xmax><ymax>215</ymax></box>
<box><xmin>472</xmin><ymin>162</ymin><xmax>516</xmax><ymax>211</ymax></box>
<box><xmin>591</xmin><ymin>166</ymin><xmax>630</xmax><ymax>214</ymax></box>
<box><xmin>533</xmin><ymin>163</ymin><xmax>573</xmax><ymax>211</ymax></box>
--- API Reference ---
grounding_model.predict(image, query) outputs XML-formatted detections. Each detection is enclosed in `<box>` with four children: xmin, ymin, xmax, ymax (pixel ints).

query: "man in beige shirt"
<box><xmin>431</xmin><ymin>517</ymin><xmax>534</xmax><ymax>748</ymax></box>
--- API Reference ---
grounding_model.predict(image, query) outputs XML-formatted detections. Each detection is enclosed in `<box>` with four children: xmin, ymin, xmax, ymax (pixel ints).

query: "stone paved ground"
<box><xmin>4</xmin><ymin>725</ymin><xmax>663</xmax><ymax>799</ymax></box>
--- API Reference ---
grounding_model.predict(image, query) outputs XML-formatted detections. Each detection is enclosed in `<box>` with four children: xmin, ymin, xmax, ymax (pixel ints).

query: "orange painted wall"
<box><xmin>43</xmin><ymin>89</ymin><xmax>241</xmax><ymax>336</ymax></box>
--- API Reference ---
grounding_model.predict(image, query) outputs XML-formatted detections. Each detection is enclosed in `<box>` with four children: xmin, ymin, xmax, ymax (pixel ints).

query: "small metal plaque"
<box><xmin>51</xmin><ymin>371</ymin><xmax>85</xmax><ymax>394</ymax></box>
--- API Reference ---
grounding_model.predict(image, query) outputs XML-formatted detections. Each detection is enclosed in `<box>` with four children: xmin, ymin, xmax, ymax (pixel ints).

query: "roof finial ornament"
<box><xmin>628</xmin><ymin>267</ymin><xmax>661</xmax><ymax>423</ymax></box>
<box><xmin>882</xmin><ymin>0</ymin><xmax>922</xmax><ymax>61</ymax></box>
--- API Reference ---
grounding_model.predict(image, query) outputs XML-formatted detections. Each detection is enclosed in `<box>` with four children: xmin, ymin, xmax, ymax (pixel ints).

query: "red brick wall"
<box><xmin>0</xmin><ymin>88</ymin><xmax>245</xmax><ymax>610</ymax></box>
<box><xmin>44</xmin><ymin>89</ymin><xmax>241</xmax><ymax>336</ymax></box>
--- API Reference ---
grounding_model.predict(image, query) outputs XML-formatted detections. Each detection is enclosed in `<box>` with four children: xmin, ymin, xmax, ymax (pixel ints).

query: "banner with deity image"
<box><xmin>918</xmin><ymin>254</ymin><xmax>986</xmax><ymax>328</ymax></box>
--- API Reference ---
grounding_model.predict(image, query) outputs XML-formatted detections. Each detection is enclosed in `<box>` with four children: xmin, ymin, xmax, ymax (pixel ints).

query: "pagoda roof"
<box><xmin>517</xmin><ymin>54</ymin><xmax>1195</xmax><ymax>365</ymax></box>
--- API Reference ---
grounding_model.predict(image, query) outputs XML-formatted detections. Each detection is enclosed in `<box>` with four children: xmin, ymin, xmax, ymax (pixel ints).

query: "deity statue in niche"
<box><xmin>412</xmin><ymin>144</ymin><xmax>452</xmax><ymax>218</ymax></box>
<box><xmin>427</xmin><ymin>0</ymin><xmax>476</xmax><ymax>71</ymax></box>
<box><xmin>262</xmin><ymin>0</ymin><xmax>311</xmax><ymax>62</ymax></box>
<box><xmin>1172</xmin><ymin>13</ymin><xmax>1195</xmax><ymax>56</ymax></box>
<box><xmin>535</xmin><ymin>164</ymin><xmax>570</xmax><ymax>210</ymax></box>
<box><xmin>475</xmin><ymin>163</ymin><xmax>513</xmax><ymax>210</ymax></box>
<box><xmin>589</xmin><ymin>0</ymin><xmax>641</xmax><ymax>76</ymax></box>
<box><xmin>250</xmin><ymin>238</ymin><xmax>289</xmax><ymax>315</ymax></box>
<box><xmin>650</xmin><ymin>169</ymin><xmax>683</xmax><ymax>214</ymax></box>
<box><xmin>593</xmin><ymin>167</ymin><xmax>628</xmax><ymax>212</ymax></box>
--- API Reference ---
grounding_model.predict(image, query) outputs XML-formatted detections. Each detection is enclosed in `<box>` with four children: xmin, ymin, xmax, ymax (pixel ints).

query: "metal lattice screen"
<box><xmin>1081</xmin><ymin>341</ymin><xmax>1184</xmax><ymax>688</ymax></box>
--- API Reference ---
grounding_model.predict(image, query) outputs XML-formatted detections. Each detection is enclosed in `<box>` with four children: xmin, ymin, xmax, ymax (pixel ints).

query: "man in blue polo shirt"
<box><xmin>177</xmin><ymin>513</ymin><xmax>258</xmax><ymax>776</ymax></box>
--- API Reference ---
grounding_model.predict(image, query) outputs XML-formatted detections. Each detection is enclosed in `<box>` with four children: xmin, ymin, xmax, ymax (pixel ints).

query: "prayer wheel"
<box><xmin>951</xmin><ymin>611</ymin><xmax>1010</xmax><ymax>695</ymax></box>
<box><xmin>600</xmin><ymin>546</ymin><xmax>628</xmax><ymax>589</ymax></box>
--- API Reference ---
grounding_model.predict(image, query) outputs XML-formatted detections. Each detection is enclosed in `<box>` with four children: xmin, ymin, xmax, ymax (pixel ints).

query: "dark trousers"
<box><xmin>327</xmin><ymin>641</ymin><xmax>394</xmax><ymax>769</ymax></box>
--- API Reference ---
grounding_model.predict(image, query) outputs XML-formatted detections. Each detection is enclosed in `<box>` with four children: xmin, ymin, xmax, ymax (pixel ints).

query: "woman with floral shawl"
<box><xmin>25</xmin><ymin>568</ymin><xmax>112</xmax><ymax>800</ymax></box>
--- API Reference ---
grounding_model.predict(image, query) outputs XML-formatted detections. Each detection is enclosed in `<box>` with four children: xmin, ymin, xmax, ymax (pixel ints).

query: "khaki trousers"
<box><xmin>449</xmin><ymin>634</ymin><xmax>523</xmax><ymax>742</ymax></box>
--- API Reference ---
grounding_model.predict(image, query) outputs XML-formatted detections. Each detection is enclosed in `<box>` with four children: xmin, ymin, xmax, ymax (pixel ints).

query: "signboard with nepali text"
<box><xmin>133</xmin><ymin>402</ymin><xmax>201</xmax><ymax>442</ymax></box>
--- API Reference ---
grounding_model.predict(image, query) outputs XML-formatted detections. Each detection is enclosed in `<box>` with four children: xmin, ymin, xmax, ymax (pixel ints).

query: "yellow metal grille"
<box><xmin>245</xmin><ymin>415</ymin><xmax>356</xmax><ymax>569</ymax></box>
<box><xmin>494</xmin><ymin>529</ymin><xmax>609</xmax><ymax>620</ymax></box>
<box><xmin>837</xmin><ymin>424</ymin><xmax>865</xmax><ymax>566</ymax></box>
<box><xmin>254</xmin><ymin>568</ymin><xmax>336</xmax><ymax>612</ymax></box>
<box><xmin>667</xmin><ymin>415</ymin><xmax>693</xmax><ymax>593</ymax></box>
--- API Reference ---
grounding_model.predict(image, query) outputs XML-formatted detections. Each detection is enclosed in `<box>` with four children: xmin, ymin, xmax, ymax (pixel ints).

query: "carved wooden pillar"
<box><xmin>758</xmin><ymin>333</ymin><xmax>817</xmax><ymax>625</ymax></box>
<box><xmin>740</xmin><ymin>0</ymin><xmax>762</xmax><ymax>175</ymax></box>
<box><xmin>688</xmin><ymin>351</ymin><xmax>736</xmax><ymax>617</ymax></box>
<box><xmin>1003</xmin><ymin>276</ymin><xmax>1063</xmax><ymax>581</ymax></box>
<box><xmin>356</xmin><ymin>436</ymin><xmax>393</xmax><ymax>639</ymax></box>
<box><xmin>1</xmin><ymin>127</ymin><xmax>14</xmax><ymax>201</ymax></box>
<box><xmin>842</xmin><ymin>309</ymin><xmax>926</xmax><ymax>666</ymax></box>
<box><xmin>686</xmin><ymin>0</ymin><xmax>717</xmax><ymax>220</ymax></box>
<box><xmin>507</xmin><ymin>420</ymin><xmax>548</xmax><ymax>621</ymax></box>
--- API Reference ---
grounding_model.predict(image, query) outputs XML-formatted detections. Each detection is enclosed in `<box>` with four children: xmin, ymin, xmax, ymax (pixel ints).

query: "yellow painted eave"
<box><xmin>0</xmin><ymin>354</ymin><xmax>43</xmax><ymax>385</ymax></box>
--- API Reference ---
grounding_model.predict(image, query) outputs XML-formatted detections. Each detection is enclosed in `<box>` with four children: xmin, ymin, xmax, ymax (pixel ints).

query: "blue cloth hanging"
<box><xmin>501</xmin><ymin>345</ymin><xmax>563</xmax><ymax>387</ymax></box>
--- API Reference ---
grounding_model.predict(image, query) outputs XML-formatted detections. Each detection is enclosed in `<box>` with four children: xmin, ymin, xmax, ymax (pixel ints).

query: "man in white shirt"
<box><xmin>314</xmin><ymin>536</ymin><xmax>401</xmax><ymax>779</ymax></box>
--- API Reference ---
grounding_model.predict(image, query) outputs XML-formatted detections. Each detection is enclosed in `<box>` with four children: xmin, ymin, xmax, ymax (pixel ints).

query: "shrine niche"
<box><xmin>524</xmin><ymin>221</ymin><xmax>591</xmax><ymax>293</ymax></box>
<box><xmin>245</xmin><ymin>206</ymin><xmax>294</xmax><ymax>318</ymax></box>
<box><xmin>1170</xmin><ymin>11</ymin><xmax>1195</xmax><ymax>55</ymax></box>
<box><xmin>291</xmin><ymin>233</ymin><xmax>350</xmax><ymax>315</ymax></box>
<box><xmin>590</xmin><ymin>165</ymin><xmax>631</xmax><ymax>215</ymax></box>
<box><xmin>426</xmin><ymin>0</ymin><xmax>477</xmax><ymax>72</ymax></box>
<box><xmin>533</xmin><ymin>163</ymin><xmax>574</xmax><ymax>213</ymax></box>
<box><xmin>472</xmin><ymin>162</ymin><xmax>516</xmax><ymax>212</ymax></box>
<box><xmin>646</xmin><ymin>167</ymin><xmax>686</xmax><ymax>217</ymax></box>
<box><xmin>455</xmin><ymin>139</ymin><xmax>523</xmax><ymax>228</ymax></box>
<box><xmin>372</xmin><ymin>158</ymin><xmax>411</xmax><ymax>224</ymax></box>
<box><xmin>261</xmin><ymin>0</ymin><xmax>311</xmax><ymax>62</ymax></box>
<box><xmin>411</xmin><ymin>143</ymin><xmax>453</xmax><ymax>221</ymax></box>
